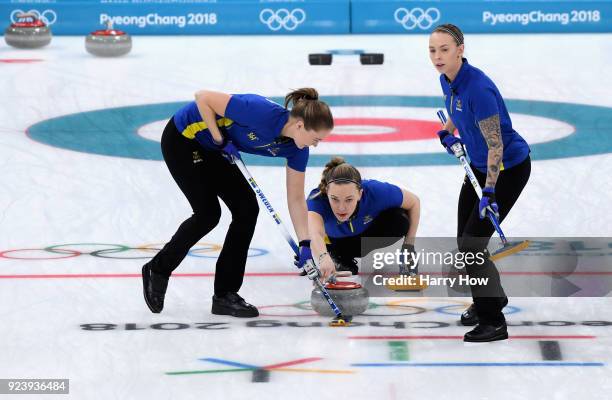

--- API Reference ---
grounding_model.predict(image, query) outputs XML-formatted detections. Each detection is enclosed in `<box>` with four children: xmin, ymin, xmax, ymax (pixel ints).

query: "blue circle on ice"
<box><xmin>26</xmin><ymin>96</ymin><xmax>612</xmax><ymax>166</ymax></box>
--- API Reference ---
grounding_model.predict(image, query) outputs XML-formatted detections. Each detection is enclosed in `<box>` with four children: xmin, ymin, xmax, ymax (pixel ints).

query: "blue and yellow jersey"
<box><xmin>440</xmin><ymin>58</ymin><xmax>530</xmax><ymax>173</ymax></box>
<box><xmin>173</xmin><ymin>94</ymin><xmax>309</xmax><ymax>172</ymax></box>
<box><xmin>307</xmin><ymin>179</ymin><xmax>404</xmax><ymax>239</ymax></box>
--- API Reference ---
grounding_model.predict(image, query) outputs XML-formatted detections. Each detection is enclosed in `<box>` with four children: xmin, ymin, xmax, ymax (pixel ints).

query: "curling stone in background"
<box><xmin>5</xmin><ymin>12</ymin><xmax>52</xmax><ymax>49</ymax></box>
<box><xmin>311</xmin><ymin>281</ymin><xmax>369</xmax><ymax>317</ymax></box>
<box><xmin>308</xmin><ymin>53</ymin><xmax>332</xmax><ymax>65</ymax></box>
<box><xmin>308</xmin><ymin>51</ymin><xmax>384</xmax><ymax>66</ymax></box>
<box><xmin>359</xmin><ymin>53</ymin><xmax>384</xmax><ymax>65</ymax></box>
<box><xmin>85</xmin><ymin>22</ymin><xmax>132</xmax><ymax>57</ymax></box>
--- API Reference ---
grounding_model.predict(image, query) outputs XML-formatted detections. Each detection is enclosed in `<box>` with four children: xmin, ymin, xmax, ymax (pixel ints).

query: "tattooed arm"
<box><xmin>478</xmin><ymin>114</ymin><xmax>503</xmax><ymax>188</ymax></box>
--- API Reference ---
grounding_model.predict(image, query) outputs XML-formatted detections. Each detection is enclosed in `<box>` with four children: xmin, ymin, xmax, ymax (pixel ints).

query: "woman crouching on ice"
<box><xmin>307</xmin><ymin>157</ymin><xmax>420</xmax><ymax>281</ymax></box>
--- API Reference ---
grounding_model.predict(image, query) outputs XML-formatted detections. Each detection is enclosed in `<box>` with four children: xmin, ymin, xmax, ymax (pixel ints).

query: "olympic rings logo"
<box><xmin>259</xmin><ymin>8</ymin><xmax>306</xmax><ymax>31</ymax></box>
<box><xmin>10</xmin><ymin>9</ymin><xmax>57</xmax><ymax>26</ymax></box>
<box><xmin>0</xmin><ymin>243</ymin><xmax>268</xmax><ymax>260</ymax></box>
<box><xmin>393</xmin><ymin>7</ymin><xmax>440</xmax><ymax>30</ymax></box>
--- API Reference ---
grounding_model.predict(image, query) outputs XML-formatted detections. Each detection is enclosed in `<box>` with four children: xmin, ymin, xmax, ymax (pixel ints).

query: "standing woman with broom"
<box><xmin>429</xmin><ymin>24</ymin><xmax>531</xmax><ymax>342</ymax></box>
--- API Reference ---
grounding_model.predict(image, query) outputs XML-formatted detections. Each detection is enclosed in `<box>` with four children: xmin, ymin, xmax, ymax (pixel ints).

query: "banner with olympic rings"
<box><xmin>0</xmin><ymin>0</ymin><xmax>350</xmax><ymax>35</ymax></box>
<box><xmin>1</xmin><ymin>0</ymin><xmax>610</xmax><ymax>35</ymax></box>
<box><xmin>352</xmin><ymin>0</ymin><xmax>612</xmax><ymax>33</ymax></box>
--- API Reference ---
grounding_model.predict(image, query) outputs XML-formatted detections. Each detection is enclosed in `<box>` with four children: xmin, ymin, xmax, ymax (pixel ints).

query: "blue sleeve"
<box><xmin>369</xmin><ymin>180</ymin><xmax>403</xmax><ymax>211</ymax></box>
<box><xmin>307</xmin><ymin>193</ymin><xmax>327</xmax><ymax>217</ymax></box>
<box><xmin>286</xmin><ymin>147</ymin><xmax>309</xmax><ymax>172</ymax></box>
<box><xmin>224</xmin><ymin>94</ymin><xmax>282</xmax><ymax>129</ymax></box>
<box><xmin>471</xmin><ymin>85</ymin><xmax>500</xmax><ymax>122</ymax></box>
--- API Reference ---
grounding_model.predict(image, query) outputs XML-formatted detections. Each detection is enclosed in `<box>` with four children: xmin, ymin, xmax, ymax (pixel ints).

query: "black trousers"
<box><xmin>458</xmin><ymin>156</ymin><xmax>531</xmax><ymax>325</ymax></box>
<box><xmin>327</xmin><ymin>208</ymin><xmax>411</xmax><ymax>265</ymax></box>
<box><xmin>149</xmin><ymin>118</ymin><xmax>259</xmax><ymax>296</ymax></box>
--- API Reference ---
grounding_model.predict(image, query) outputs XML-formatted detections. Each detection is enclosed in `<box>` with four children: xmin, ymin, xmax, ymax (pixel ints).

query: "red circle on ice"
<box><xmin>328</xmin><ymin>118</ymin><xmax>439</xmax><ymax>142</ymax></box>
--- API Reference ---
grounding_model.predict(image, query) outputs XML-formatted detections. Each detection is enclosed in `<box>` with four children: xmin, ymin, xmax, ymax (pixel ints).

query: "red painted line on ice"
<box><xmin>0</xmin><ymin>271</ymin><xmax>610</xmax><ymax>279</ymax></box>
<box><xmin>334</xmin><ymin>271</ymin><xmax>606</xmax><ymax>277</ymax></box>
<box><xmin>499</xmin><ymin>272</ymin><xmax>612</xmax><ymax>276</ymax></box>
<box><xmin>263</xmin><ymin>357</ymin><xmax>323</xmax><ymax>370</ymax></box>
<box><xmin>371</xmin><ymin>271</ymin><xmax>612</xmax><ymax>276</ymax></box>
<box><xmin>0</xmin><ymin>272</ymin><xmax>298</xmax><ymax>279</ymax></box>
<box><xmin>427</xmin><ymin>272</ymin><xmax>612</xmax><ymax>276</ymax></box>
<box><xmin>349</xmin><ymin>335</ymin><xmax>596</xmax><ymax>340</ymax></box>
<box><xmin>0</xmin><ymin>59</ymin><xmax>43</xmax><ymax>63</ymax></box>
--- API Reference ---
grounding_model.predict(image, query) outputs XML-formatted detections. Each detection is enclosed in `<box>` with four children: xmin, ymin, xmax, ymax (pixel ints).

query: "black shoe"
<box><xmin>464</xmin><ymin>322</ymin><xmax>508</xmax><ymax>342</ymax></box>
<box><xmin>142</xmin><ymin>263</ymin><xmax>169</xmax><ymax>313</ymax></box>
<box><xmin>460</xmin><ymin>297</ymin><xmax>509</xmax><ymax>326</ymax></box>
<box><xmin>212</xmin><ymin>292</ymin><xmax>259</xmax><ymax>318</ymax></box>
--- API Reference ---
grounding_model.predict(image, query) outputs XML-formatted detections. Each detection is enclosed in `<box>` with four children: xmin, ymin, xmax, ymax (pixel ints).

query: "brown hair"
<box><xmin>284</xmin><ymin>88</ymin><xmax>334</xmax><ymax>132</ymax></box>
<box><xmin>317</xmin><ymin>156</ymin><xmax>362</xmax><ymax>196</ymax></box>
<box><xmin>433</xmin><ymin>24</ymin><xmax>464</xmax><ymax>46</ymax></box>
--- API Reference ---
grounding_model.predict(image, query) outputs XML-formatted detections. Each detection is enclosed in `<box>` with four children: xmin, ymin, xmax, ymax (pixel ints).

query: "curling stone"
<box><xmin>360</xmin><ymin>53</ymin><xmax>384</xmax><ymax>65</ymax></box>
<box><xmin>4</xmin><ymin>12</ymin><xmax>52</xmax><ymax>49</ymax></box>
<box><xmin>85</xmin><ymin>22</ymin><xmax>132</xmax><ymax>57</ymax></box>
<box><xmin>311</xmin><ymin>281</ymin><xmax>369</xmax><ymax>317</ymax></box>
<box><xmin>308</xmin><ymin>53</ymin><xmax>332</xmax><ymax>65</ymax></box>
